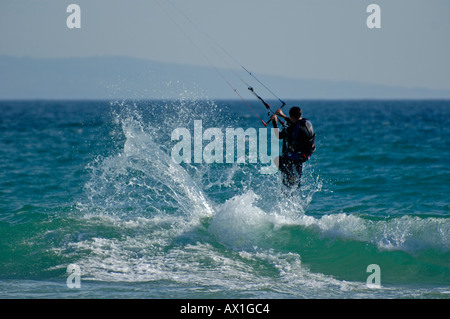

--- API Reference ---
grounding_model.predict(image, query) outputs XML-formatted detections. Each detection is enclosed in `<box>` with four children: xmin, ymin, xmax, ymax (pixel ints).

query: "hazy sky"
<box><xmin>1</xmin><ymin>0</ymin><xmax>449</xmax><ymax>91</ymax></box>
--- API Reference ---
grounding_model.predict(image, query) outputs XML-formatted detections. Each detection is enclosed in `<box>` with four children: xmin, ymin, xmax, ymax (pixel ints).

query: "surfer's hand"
<box><xmin>275</xmin><ymin>108</ymin><xmax>284</xmax><ymax>117</ymax></box>
<box><xmin>270</xmin><ymin>114</ymin><xmax>278</xmax><ymax>122</ymax></box>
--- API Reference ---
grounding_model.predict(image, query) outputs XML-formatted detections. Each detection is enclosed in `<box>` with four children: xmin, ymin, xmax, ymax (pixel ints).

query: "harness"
<box><xmin>284</xmin><ymin>119</ymin><xmax>315</xmax><ymax>162</ymax></box>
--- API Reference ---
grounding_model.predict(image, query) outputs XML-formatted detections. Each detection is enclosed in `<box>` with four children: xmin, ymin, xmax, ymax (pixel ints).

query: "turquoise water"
<box><xmin>0</xmin><ymin>99</ymin><xmax>449</xmax><ymax>298</ymax></box>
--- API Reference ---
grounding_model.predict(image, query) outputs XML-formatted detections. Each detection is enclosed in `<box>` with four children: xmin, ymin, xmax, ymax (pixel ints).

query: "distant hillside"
<box><xmin>1</xmin><ymin>55</ymin><xmax>449</xmax><ymax>100</ymax></box>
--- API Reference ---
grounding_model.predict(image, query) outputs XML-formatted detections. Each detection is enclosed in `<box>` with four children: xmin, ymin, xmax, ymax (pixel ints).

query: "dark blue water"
<box><xmin>0</xmin><ymin>99</ymin><xmax>449</xmax><ymax>298</ymax></box>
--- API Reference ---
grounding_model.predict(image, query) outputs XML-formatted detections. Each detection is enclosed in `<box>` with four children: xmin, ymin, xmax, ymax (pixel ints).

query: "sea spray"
<box><xmin>209</xmin><ymin>191</ymin><xmax>273</xmax><ymax>250</ymax></box>
<box><xmin>83</xmin><ymin>104</ymin><xmax>214</xmax><ymax>221</ymax></box>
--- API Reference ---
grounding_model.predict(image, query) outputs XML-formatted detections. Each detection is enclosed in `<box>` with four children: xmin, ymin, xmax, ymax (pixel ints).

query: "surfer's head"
<box><xmin>289</xmin><ymin>107</ymin><xmax>302</xmax><ymax>121</ymax></box>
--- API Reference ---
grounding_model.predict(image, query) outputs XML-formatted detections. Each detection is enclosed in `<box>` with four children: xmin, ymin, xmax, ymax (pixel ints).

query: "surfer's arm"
<box><xmin>270</xmin><ymin>115</ymin><xmax>282</xmax><ymax>139</ymax></box>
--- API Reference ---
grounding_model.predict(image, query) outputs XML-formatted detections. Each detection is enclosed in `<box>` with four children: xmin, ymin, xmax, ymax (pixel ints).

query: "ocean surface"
<box><xmin>0</xmin><ymin>98</ymin><xmax>449</xmax><ymax>299</ymax></box>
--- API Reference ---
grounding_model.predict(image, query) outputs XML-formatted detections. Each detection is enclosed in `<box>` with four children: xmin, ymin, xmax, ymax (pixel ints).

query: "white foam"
<box><xmin>208</xmin><ymin>191</ymin><xmax>276</xmax><ymax>250</ymax></box>
<box><xmin>296</xmin><ymin>213</ymin><xmax>450</xmax><ymax>253</ymax></box>
<box><xmin>208</xmin><ymin>187</ymin><xmax>449</xmax><ymax>255</ymax></box>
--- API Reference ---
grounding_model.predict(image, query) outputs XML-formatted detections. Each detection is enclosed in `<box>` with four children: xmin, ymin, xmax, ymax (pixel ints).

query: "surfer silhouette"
<box><xmin>271</xmin><ymin>106</ymin><xmax>316</xmax><ymax>190</ymax></box>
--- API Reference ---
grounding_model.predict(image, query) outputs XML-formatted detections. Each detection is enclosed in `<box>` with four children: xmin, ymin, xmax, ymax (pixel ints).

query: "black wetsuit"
<box><xmin>278</xmin><ymin>118</ymin><xmax>315</xmax><ymax>188</ymax></box>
